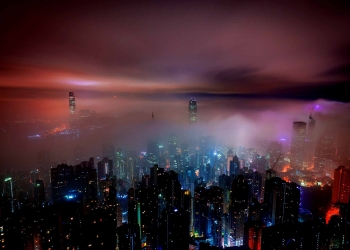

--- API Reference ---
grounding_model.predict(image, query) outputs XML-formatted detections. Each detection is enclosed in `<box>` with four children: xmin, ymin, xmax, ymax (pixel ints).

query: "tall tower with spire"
<box><xmin>188</xmin><ymin>98</ymin><xmax>197</xmax><ymax>122</ymax></box>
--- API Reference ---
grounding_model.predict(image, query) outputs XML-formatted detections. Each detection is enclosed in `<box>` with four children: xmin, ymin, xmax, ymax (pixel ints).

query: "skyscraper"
<box><xmin>37</xmin><ymin>149</ymin><xmax>51</xmax><ymax>199</ymax></box>
<box><xmin>263</xmin><ymin>176</ymin><xmax>300</xmax><ymax>226</ymax></box>
<box><xmin>188</xmin><ymin>98</ymin><xmax>197</xmax><ymax>122</ymax></box>
<box><xmin>159</xmin><ymin>206</ymin><xmax>190</xmax><ymax>249</ymax></box>
<box><xmin>290</xmin><ymin>121</ymin><xmax>307</xmax><ymax>170</ymax></box>
<box><xmin>69</xmin><ymin>92</ymin><xmax>76</xmax><ymax>115</ymax></box>
<box><xmin>168</xmin><ymin>134</ymin><xmax>178</xmax><ymax>156</ymax></box>
<box><xmin>227</xmin><ymin>149</ymin><xmax>234</xmax><ymax>175</ymax></box>
<box><xmin>147</xmin><ymin>139</ymin><xmax>160</xmax><ymax>167</ymax></box>
<box><xmin>331</xmin><ymin>166</ymin><xmax>350</xmax><ymax>204</ymax></box>
<box><xmin>69</xmin><ymin>92</ymin><xmax>77</xmax><ymax>128</ymax></box>
<box><xmin>230</xmin><ymin>175</ymin><xmax>249</xmax><ymax>246</ymax></box>
<box><xmin>50</xmin><ymin>164</ymin><xmax>75</xmax><ymax>203</ymax></box>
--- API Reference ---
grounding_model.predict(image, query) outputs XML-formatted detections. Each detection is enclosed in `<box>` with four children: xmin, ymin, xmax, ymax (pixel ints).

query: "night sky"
<box><xmin>1</xmin><ymin>1</ymin><xmax>350</xmax><ymax>170</ymax></box>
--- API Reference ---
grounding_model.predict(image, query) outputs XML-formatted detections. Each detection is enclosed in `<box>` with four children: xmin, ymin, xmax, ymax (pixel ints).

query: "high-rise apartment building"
<box><xmin>230</xmin><ymin>175</ymin><xmax>250</xmax><ymax>247</ymax></box>
<box><xmin>33</xmin><ymin>179</ymin><xmax>45</xmax><ymax>203</ymax></box>
<box><xmin>159</xmin><ymin>206</ymin><xmax>190</xmax><ymax>250</ymax></box>
<box><xmin>188</xmin><ymin>98</ymin><xmax>197</xmax><ymax>122</ymax></box>
<box><xmin>263</xmin><ymin>176</ymin><xmax>300</xmax><ymax>226</ymax></box>
<box><xmin>50</xmin><ymin>164</ymin><xmax>75</xmax><ymax>203</ymax></box>
<box><xmin>290</xmin><ymin>121</ymin><xmax>307</xmax><ymax>170</ymax></box>
<box><xmin>332</xmin><ymin>166</ymin><xmax>350</xmax><ymax>204</ymax></box>
<box><xmin>227</xmin><ymin>149</ymin><xmax>234</xmax><ymax>175</ymax></box>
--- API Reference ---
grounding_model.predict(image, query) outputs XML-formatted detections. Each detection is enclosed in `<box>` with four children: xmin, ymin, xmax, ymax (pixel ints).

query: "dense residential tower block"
<box><xmin>332</xmin><ymin>166</ymin><xmax>350</xmax><ymax>204</ymax></box>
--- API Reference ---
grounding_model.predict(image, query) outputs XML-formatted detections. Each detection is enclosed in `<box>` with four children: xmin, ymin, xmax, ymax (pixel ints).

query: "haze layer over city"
<box><xmin>1</xmin><ymin>1</ymin><xmax>350</xmax><ymax>172</ymax></box>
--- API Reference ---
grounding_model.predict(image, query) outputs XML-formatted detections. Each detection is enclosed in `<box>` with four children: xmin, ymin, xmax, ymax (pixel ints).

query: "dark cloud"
<box><xmin>208</xmin><ymin>67</ymin><xmax>258</xmax><ymax>84</ymax></box>
<box><xmin>0</xmin><ymin>0</ymin><xmax>350</xmax><ymax>128</ymax></box>
<box><xmin>321</xmin><ymin>63</ymin><xmax>350</xmax><ymax>78</ymax></box>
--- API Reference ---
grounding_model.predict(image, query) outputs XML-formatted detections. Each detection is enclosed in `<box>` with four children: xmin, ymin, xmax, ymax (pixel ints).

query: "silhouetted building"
<box><xmin>74</xmin><ymin>162</ymin><xmax>98</xmax><ymax>209</ymax></box>
<box><xmin>149</xmin><ymin>164</ymin><xmax>164</xmax><ymax>187</ymax></box>
<box><xmin>50</xmin><ymin>164</ymin><xmax>75</xmax><ymax>203</ymax></box>
<box><xmin>37</xmin><ymin>149</ymin><xmax>51</xmax><ymax>196</ymax></box>
<box><xmin>227</xmin><ymin>149</ymin><xmax>234</xmax><ymax>175</ymax></box>
<box><xmin>229</xmin><ymin>175</ymin><xmax>249</xmax><ymax>246</ymax></box>
<box><xmin>262</xmin><ymin>219</ymin><xmax>329</xmax><ymax>250</ymax></box>
<box><xmin>117</xmin><ymin>223</ymin><xmax>141</xmax><ymax>250</ymax></box>
<box><xmin>244</xmin><ymin>220</ymin><xmax>265</xmax><ymax>250</ymax></box>
<box><xmin>33</xmin><ymin>179</ymin><xmax>45</xmax><ymax>204</ymax></box>
<box><xmin>159</xmin><ymin>206</ymin><xmax>190</xmax><ymax>250</ymax></box>
<box><xmin>230</xmin><ymin>155</ymin><xmax>240</xmax><ymax>175</ymax></box>
<box><xmin>263</xmin><ymin>176</ymin><xmax>300</xmax><ymax>227</ymax></box>
<box><xmin>97</xmin><ymin>157</ymin><xmax>113</xmax><ymax>180</ymax></box>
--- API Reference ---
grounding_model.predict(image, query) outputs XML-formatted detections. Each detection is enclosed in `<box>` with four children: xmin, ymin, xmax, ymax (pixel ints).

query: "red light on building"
<box><xmin>332</xmin><ymin>166</ymin><xmax>350</xmax><ymax>204</ymax></box>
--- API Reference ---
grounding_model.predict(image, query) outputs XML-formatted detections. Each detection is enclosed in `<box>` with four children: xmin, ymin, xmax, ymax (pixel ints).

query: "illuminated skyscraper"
<box><xmin>69</xmin><ymin>92</ymin><xmax>77</xmax><ymax>128</ymax></box>
<box><xmin>69</xmin><ymin>92</ymin><xmax>76</xmax><ymax>115</ymax></box>
<box><xmin>290</xmin><ymin>121</ymin><xmax>306</xmax><ymax>170</ymax></box>
<box><xmin>332</xmin><ymin>166</ymin><xmax>350</xmax><ymax>204</ymax></box>
<box><xmin>188</xmin><ymin>98</ymin><xmax>197</xmax><ymax>122</ymax></box>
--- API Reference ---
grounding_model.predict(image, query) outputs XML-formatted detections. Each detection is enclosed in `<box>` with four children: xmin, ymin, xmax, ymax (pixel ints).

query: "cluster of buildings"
<box><xmin>0</xmin><ymin>94</ymin><xmax>349</xmax><ymax>249</ymax></box>
<box><xmin>0</xmin><ymin>139</ymin><xmax>349</xmax><ymax>249</ymax></box>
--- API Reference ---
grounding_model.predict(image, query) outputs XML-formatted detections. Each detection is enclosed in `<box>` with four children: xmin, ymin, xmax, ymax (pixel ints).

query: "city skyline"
<box><xmin>1</xmin><ymin>1</ymin><xmax>350</xmax><ymax>173</ymax></box>
<box><xmin>1</xmin><ymin>1</ymin><xmax>350</xmax><ymax>117</ymax></box>
<box><xmin>2</xmin><ymin>2</ymin><xmax>350</xmax><ymax>249</ymax></box>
